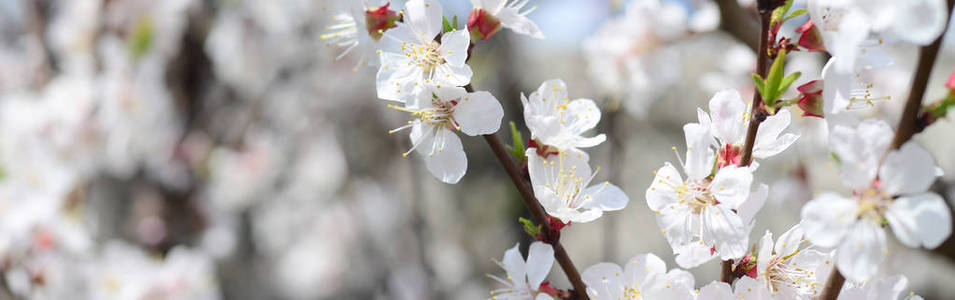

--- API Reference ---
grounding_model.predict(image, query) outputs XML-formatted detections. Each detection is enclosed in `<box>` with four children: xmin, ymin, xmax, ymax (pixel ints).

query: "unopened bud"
<box><xmin>797</xmin><ymin>80</ymin><xmax>824</xmax><ymax>118</ymax></box>
<box><xmin>795</xmin><ymin>20</ymin><xmax>825</xmax><ymax>52</ymax></box>
<box><xmin>467</xmin><ymin>9</ymin><xmax>502</xmax><ymax>41</ymax></box>
<box><xmin>365</xmin><ymin>3</ymin><xmax>400</xmax><ymax>40</ymax></box>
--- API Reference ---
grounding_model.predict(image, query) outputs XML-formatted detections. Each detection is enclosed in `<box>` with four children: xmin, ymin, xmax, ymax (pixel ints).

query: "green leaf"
<box><xmin>508</xmin><ymin>121</ymin><xmax>526</xmax><ymax>162</ymax></box>
<box><xmin>770</xmin><ymin>0</ymin><xmax>795</xmax><ymax>26</ymax></box>
<box><xmin>453</xmin><ymin>15</ymin><xmax>459</xmax><ymax>30</ymax></box>
<box><xmin>777</xmin><ymin>71</ymin><xmax>802</xmax><ymax>98</ymax></box>
<box><xmin>830</xmin><ymin>152</ymin><xmax>842</xmax><ymax>165</ymax></box>
<box><xmin>785</xmin><ymin>8</ymin><xmax>808</xmax><ymax>22</ymax></box>
<box><xmin>442</xmin><ymin>16</ymin><xmax>453</xmax><ymax>33</ymax></box>
<box><xmin>751</xmin><ymin>73</ymin><xmax>767</xmax><ymax>101</ymax></box>
<box><xmin>763</xmin><ymin>49</ymin><xmax>789</xmax><ymax>107</ymax></box>
<box><xmin>519</xmin><ymin>217</ymin><xmax>542</xmax><ymax>238</ymax></box>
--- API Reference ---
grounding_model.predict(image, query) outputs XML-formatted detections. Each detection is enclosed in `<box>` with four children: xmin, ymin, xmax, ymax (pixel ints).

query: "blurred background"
<box><xmin>1</xmin><ymin>0</ymin><xmax>955</xmax><ymax>299</ymax></box>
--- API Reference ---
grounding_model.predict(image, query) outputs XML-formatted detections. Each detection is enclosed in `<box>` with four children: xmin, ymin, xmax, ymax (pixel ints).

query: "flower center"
<box><xmin>674</xmin><ymin>180</ymin><xmax>717</xmax><ymax>215</ymax></box>
<box><xmin>855</xmin><ymin>187</ymin><xmax>890</xmax><ymax>222</ymax></box>
<box><xmin>402</xmin><ymin>41</ymin><xmax>445</xmax><ymax>75</ymax></box>
<box><xmin>540</xmin><ymin>152</ymin><xmax>606</xmax><ymax>209</ymax></box>
<box><xmin>386</xmin><ymin>95</ymin><xmax>460</xmax><ymax>157</ymax></box>
<box><xmin>764</xmin><ymin>251</ymin><xmax>819</xmax><ymax>295</ymax></box>
<box><xmin>846</xmin><ymin>79</ymin><xmax>891</xmax><ymax>110</ymax></box>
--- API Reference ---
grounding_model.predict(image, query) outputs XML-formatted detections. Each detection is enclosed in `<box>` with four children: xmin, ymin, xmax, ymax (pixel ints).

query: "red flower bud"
<box><xmin>467</xmin><ymin>8</ymin><xmax>502</xmax><ymax>41</ymax></box>
<box><xmin>365</xmin><ymin>3</ymin><xmax>400</xmax><ymax>40</ymax></box>
<box><xmin>795</xmin><ymin>20</ymin><xmax>826</xmax><ymax>52</ymax></box>
<box><xmin>796</xmin><ymin>80</ymin><xmax>824</xmax><ymax>118</ymax></box>
<box><xmin>946</xmin><ymin>70</ymin><xmax>955</xmax><ymax>90</ymax></box>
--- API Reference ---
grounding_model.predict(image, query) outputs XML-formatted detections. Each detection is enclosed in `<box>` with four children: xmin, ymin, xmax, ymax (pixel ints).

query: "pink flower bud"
<box><xmin>467</xmin><ymin>8</ymin><xmax>502</xmax><ymax>41</ymax></box>
<box><xmin>797</xmin><ymin>80</ymin><xmax>824</xmax><ymax>118</ymax></box>
<box><xmin>365</xmin><ymin>3</ymin><xmax>400</xmax><ymax>40</ymax></box>
<box><xmin>795</xmin><ymin>20</ymin><xmax>825</xmax><ymax>52</ymax></box>
<box><xmin>946</xmin><ymin>70</ymin><xmax>955</xmax><ymax>90</ymax></box>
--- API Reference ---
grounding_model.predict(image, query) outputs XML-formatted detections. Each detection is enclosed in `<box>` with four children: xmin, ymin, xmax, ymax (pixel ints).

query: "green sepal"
<box><xmin>128</xmin><ymin>16</ymin><xmax>155</xmax><ymax>61</ymax></box>
<box><xmin>441</xmin><ymin>15</ymin><xmax>458</xmax><ymax>33</ymax></box>
<box><xmin>830</xmin><ymin>152</ymin><xmax>842</xmax><ymax>165</ymax></box>
<box><xmin>505</xmin><ymin>121</ymin><xmax>527</xmax><ymax>163</ymax></box>
<box><xmin>519</xmin><ymin>217</ymin><xmax>542</xmax><ymax>238</ymax></box>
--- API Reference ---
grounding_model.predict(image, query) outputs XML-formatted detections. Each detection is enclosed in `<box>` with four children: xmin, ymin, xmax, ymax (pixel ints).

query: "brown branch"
<box><xmin>817</xmin><ymin>269</ymin><xmax>845</xmax><ymax>300</ymax></box>
<box><xmin>890</xmin><ymin>1</ymin><xmax>954</xmax><ymax>149</ymax></box>
<box><xmin>817</xmin><ymin>1</ymin><xmax>955</xmax><ymax>299</ymax></box>
<box><xmin>715</xmin><ymin>0</ymin><xmax>760</xmax><ymax>52</ymax></box>
<box><xmin>723</xmin><ymin>1</ymin><xmax>773</xmax><ymax>284</ymax></box>
<box><xmin>464</xmin><ymin>84</ymin><xmax>590</xmax><ymax>299</ymax></box>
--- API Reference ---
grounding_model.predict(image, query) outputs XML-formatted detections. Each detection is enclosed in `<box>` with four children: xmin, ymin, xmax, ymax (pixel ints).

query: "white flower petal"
<box><xmin>433</xmin><ymin>63</ymin><xmax>473</xmax><ymax>87</ymax></box>
<box><xmin>836</xmin><ymin>220</ymin><xmax>886</xmax><ymax>282</ymax></box>
<box><xmin>753</xmin><ymin>108</ymin><xmax>798</xmax><ymax>159</ymax></box>
<box><xmin>525</xmin><ymin>241</ymin><xmax>555</xmax><ymax>289</ymax></box>
<box><xmin>438</xmin><ymin>29</ymin><xmax>470</xmax><ymax>66</ymax></box>
<box><xmin>757</xmin><ymin>231</ymin><xmax>773</xmax><ymax>278</ymax></box>
<box><xmin>880</xmin><ymin>142</ymin><xmax>937</xmax><ymax>196</ymax></box>
<box><xmin>502</xmin><ymin>243</ymin><xmax>527</xmax><ymax>287</ymax></box>
<box><xmin>646</xmin><ymin>162</ymin><xmax>685</xmax><ymax>211</ymax></box>
<box><xmin>405</xmin><ymin>0</ymin><xmax>442</xmax><ymax>42</ymax></box>
<box><xmin>535</xmin><ymin>294</ymin><xmax>554</xmax><ymax>300</ymax></box>
<box><xmin>886</xmin><ymin>192</ymin><xmax>952</xmax><ymax>249</ymax></box>
<box><xmin>708</xmin><ymin>89</ymin><xmax>747</xmax><ymax>145</ymax></box>
<box><xmin>674</xmin><ymin>242</ymin><xmax>717</xmax><ymax>269</ymax></box>
<box><xmin>733</xmin><ymin>276</ymin><xmax>771</xmax><ymax>300</ymax></box>
<box><xmin>801</xmin><ymin>193</ymin><xmax>858</xmax><ymax>248</ymax></box>
<box><xmin>775</xmin><ymin>223</ymin><xmax>805</xmax><ymax>257</ymax></box>
<box><xmin>737</xmin><ymin>184</ymin><xmax>767</xmax><ymax>224</ymax></box>
<box><xmin>707</xmin><ymin>205</ymin><xmax>748</xmax><ymax>260</ymax></box>
<box><xmin>710</xmin><ymin>165</ymin><xmax>753</xmax><ymax>209</ymax></box>
<box><xmin>683</xmin><ymin>122</ymin><xmax>714</xmax><ymax>181</ymax></box>
<box><xmin>412</xmin><ymin>126</ymin><xmax>467</xmax><ymax>184</ymax></box>
<box><xmin>890</xmin><ymin>0</ymin><xmax>948</xmax><ymax>45</ymax></box>
<box><xmin>622</xmin><ymin>253</ymin><xmax>667</xmax><ymax>287</ymax></box>
<box><xmin>376</xmin><ymin>53</ymin><xmax>420</xmax><ymax>102</ymax></box>
<box><xmin>454</xmin><ymin>91</ymin><xmax>503</xmax><ymax>136</ymax></box>
<box><xmin>495</xmin><ymin>7</ymin><xmax>545</xmax><ymax>39</ymax></box>
<box><xmin>565</xmin><ymin>99</ymin><xmax>602</xmax><ymax>136</ymax></box>
<box><xmin>581</xmin><ymin>183</ymin><xmax>629</xmax><ymax>211</ymax></box>
<box><xmin>698</xmin><ymin>281</ymin><xmax>735</xmax><ymax>300</ymax></box>
<box><xmin>582</xmin><ymin>262</ymin><xmax>624</xmax><ymax>299</ymax></box>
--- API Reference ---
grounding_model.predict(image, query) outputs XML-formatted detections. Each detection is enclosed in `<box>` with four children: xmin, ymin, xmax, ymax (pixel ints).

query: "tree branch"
<box><xmin>723</xmin><ymin>1</ymin><xmax>772</xmax><ymax>284</ymax></box>
<box><xmin>463</xmin><ymin>84</ymin><xmax>590</xmax><ymax>299</ymax></box>
<box><xmin>715</xmin><ymin>0</ymin><xmax>760</xmax><ymax>52</ymax></box>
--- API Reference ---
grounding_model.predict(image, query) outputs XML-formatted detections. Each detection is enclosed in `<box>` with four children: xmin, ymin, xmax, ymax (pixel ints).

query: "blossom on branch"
<box><xmin>526</xmin><ymin>149</ymin><xmax>628</xmax><ymax>223</ymax></box>
<box><xmin>468</xmin><ymin>0</ymin><xmax>544</xmax><ymax>40</ymax></box>
<box><xmin>801</xmin><ymin>120</ymin><xmax>951</xmax><ymax>281</ymax></box>
<box><xmin>376</xmin><ymin>0</ymin><xmax>472</xmax><ymax>102</ymax></box>
<box><xmin>581</xmin><ymin>253</ymin><xmax>696</xmax><ymax>300</ymax></box>
<box><xmin>387</xmin><ymin>84</ymin><xmax>503</xmax><ymax>184</ymax></box>
<box><xmin>488</xmin><ymin>242</ymin><xmax>556</xmax><ymax>300</ymax></box>
<box><xmin>522</xmin><ymin>79</ymin><xmax>606</xmax><ymax>155</ymax></box>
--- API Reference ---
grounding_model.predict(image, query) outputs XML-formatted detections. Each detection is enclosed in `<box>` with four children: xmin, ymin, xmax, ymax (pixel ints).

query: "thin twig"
<box><xmin>723</xmin><ymin>1</ymin><xmax>772</xmax><ymax>284</ymax></box>
<box><xmin>715</xmin><ymin>0</ymin><xmax>760</xmax><ymax>52</ymax></box>
<box><xmin>817</xmin><ymin>1</ymin><xmax>955</xmax><ymax>299</ymax></box>
<box><xmin>463</xmin><ymin>84</ymin><xmax>590</xmax><ymax>299</ymax></box>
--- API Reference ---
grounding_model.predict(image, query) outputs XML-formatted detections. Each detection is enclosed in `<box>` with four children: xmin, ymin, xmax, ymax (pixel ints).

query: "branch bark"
<box><xmin>723</xmin><ymin>1</ymin><xmax>772</xmax><ymax>284</ymax></box>
<box><xmin>463</xmin><ymin>83</ymin><xmax>590</xmax><ymax>299</ymax></box>
<box><xmin>715</xmin><ymin>0</ymin><xmax>760</xmax><ymax>52</ymax></box>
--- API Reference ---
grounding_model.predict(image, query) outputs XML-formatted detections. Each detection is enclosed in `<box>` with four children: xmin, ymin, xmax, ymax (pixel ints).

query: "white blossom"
<box><xmin>527</xmin><ymin>149</ymin><xmax>628</xmax><ymax>223</ymax></box>
<box><xmin>487</xmin><ymin>242</ymin><xmax>555</xmax><ymax>300</ymax></box>
<box><xmin>388</xmin><ymin>84</ymin><xmax>503</xmax><ymax>183</ymax></box>
<box><xmin>582</xmin><ymin>253</ymin><xmax>696</xmax><ymax>300</ymax></box>
<box><xmin>522</xmin><ymin>79</ymin><xmax>606</xmax><ymax>153</ymax></box>
<box><xmin>801</xmin><ymin>120</ymin><xmax>951</xmax><ymax>281</ymax></box>
<box><xmin>376</xmin><ymin>0</ymin><xmax>473</xmax><ymax>102</ymax></box>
